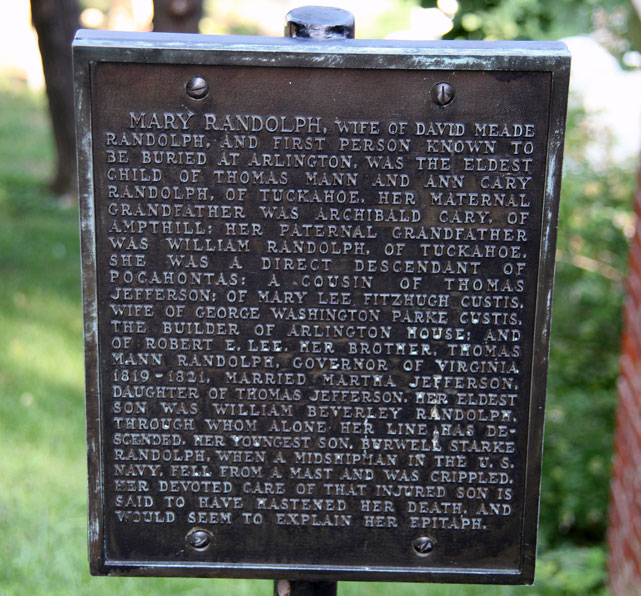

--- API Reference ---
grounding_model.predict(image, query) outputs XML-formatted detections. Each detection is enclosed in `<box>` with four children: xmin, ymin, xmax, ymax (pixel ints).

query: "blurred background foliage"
<box><xmin>1</xmin><ymin>0</ymin><xmax>640</xmax><ymax>594</ymax></box>
<box><xmin>428</xmin><ymin>0</ymin><xmax>641</xmax><ymax>64</ymax></box>
<box><xmin>542</xmin><ymin>106</ymin><xmax>635</xmax><ymax>551</ymax></box>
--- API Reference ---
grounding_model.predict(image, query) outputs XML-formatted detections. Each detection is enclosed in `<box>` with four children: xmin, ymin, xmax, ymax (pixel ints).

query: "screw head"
<box><xmin>431</xmin><ymin>82</ymin><xmax>455</xmax><ymax>106</ymax></box>
<box><xmin>186</xmin><ymin>528</ymin><xmax>212</xmax><ymax>550</ymax></box>
<box><xmin>186</xmin><ymin>76</ymin><xmax>208</xmax><ymax>99</ymax></box>
<box><xmin>412</xmin><ymin>536</ymin><xmax>435</xmax><ymax>556</ymax></box>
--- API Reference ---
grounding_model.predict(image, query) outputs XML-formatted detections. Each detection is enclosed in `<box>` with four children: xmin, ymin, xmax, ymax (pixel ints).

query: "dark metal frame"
<box><xmin>74</xmin><ymin>29</ymin><xmax>570</xmax><ymax>584</ymax></box>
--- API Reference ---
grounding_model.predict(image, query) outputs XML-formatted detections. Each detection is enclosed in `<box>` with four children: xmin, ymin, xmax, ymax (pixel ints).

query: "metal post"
<box><xmin>284</xmin><ymin>6</ymin><xmax>355</xmax><ymax>40</ymax></box>
<box><xmin>274</xmin><ymin>579</ymin><xmax>338</xmax><ymax>596</ymax></box>
<box><xmin>271</xmin><ymin>7</ymin><xmax>355</xmax><ymax>596</ymax></box>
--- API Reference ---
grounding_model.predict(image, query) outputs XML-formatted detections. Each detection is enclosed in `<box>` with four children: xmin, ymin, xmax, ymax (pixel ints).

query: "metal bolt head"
<box><xmin>431</xmin><ymin>82</ymin><xmax>455</xmax><ymax>106</ymax></box>
<box><xmin>186</xmin><ymin>76</ymin><xmax>208</xmax><ymax>99</ymax></box>
<box><xmin>412</xmin><ymin>536</ymin><xmax>435</xmax><ymax>556</ymax></box>
<box><xmin>186</xmin><ymin>528</ymin><xmax>212</xmax><ymax>550</ymax></box>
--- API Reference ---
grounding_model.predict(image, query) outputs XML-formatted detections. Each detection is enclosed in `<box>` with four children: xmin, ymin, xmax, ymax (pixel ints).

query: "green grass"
<box><xmin>0</xmin><ymin>79</ymin><xmax>615</xmax><ymax>596</ymax></box>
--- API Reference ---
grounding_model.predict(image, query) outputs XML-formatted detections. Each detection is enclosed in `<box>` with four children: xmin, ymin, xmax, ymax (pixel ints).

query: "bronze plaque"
<box><xmin>74</xmin><ymin>31</ymin><xmax>569</xmax><ymax>583</ymax></box>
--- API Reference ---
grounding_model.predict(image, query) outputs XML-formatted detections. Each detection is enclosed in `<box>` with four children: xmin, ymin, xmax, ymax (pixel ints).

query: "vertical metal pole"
<box><xmin>284</xmin><ymin>6</ymin><xmax>355</xmax><ymax>40</ymax></box>
<box><xmin>274</xmin><ymin>579</ymin><xmax>338</xmax><ymax>596</ymax></box>
<box><xmin>272</xmin><ymin>7</ymin><xmax>356</xmax><ymax>595</ymax></box>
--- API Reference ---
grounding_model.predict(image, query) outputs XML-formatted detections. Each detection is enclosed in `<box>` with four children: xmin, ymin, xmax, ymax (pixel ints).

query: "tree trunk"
<box><xmin>153</xmin><ymin>0</ymin><xmax>202</xmax><ymax>33</ymax></box>
<box><xmin>30</xmin><ymin>0</ymin><xmax>80</xmax><ymax>196</ymax></box>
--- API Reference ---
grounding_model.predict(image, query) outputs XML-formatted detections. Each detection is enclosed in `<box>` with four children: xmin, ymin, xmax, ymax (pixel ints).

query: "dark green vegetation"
<box><xmin>0</xmin><ymin>61</ymin><xmax>632</xmax><ymax>596</ymax></box>
<box><xmin>542</xmin><ymin>108</ymin><xmax>634</xmax><ymax>552</ymax></box>
<box><xmin>433</xmin><ymin>0</ymin><xmax>641</xmax><ymax>62</ymax></box>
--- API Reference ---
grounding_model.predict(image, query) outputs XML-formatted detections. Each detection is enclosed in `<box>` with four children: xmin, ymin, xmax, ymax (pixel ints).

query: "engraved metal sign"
<box><xmin>74</xmin><ymin>28</ymin><xmax>569</xmax><ymax>584</ymax></box>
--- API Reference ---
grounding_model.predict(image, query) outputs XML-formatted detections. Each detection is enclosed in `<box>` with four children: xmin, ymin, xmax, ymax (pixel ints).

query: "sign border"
<box><xmin>74</xmin><ymin>30</ymin><xmax>570</xmax><ymax>583</ymax></box>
